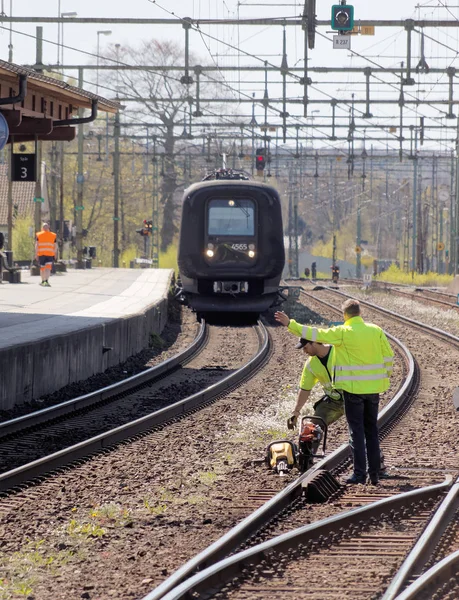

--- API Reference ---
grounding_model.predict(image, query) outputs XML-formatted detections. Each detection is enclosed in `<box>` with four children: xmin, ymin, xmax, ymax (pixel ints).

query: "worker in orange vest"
<box><xmin>35</xmin><ymin>223</ymin><xmax>58</xmax><ymax>287</ymax></box>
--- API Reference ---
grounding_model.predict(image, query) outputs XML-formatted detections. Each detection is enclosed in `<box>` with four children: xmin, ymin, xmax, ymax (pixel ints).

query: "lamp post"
<box><xmin>96</xmin><ymin>30</ymin><xmax>112</xmax><ymax>94</ymax></box>
<box><xmin>60</xmin><ymin>11</ymin><xmax>77</xmax><ymax>66</ymax></box>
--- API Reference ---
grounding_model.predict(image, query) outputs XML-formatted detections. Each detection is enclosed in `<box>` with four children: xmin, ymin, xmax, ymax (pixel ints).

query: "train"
<box><xmin>176</xmin><ymin>169</ymin><xmax>285</xmax><ymax>314</ymax></box>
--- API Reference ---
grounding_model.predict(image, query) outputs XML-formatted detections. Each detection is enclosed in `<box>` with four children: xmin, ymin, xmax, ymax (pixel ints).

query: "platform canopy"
<box><xmin>0</xmin><ymin>59</ymin><xmax>119</xmax><ymax>144</ymax></box>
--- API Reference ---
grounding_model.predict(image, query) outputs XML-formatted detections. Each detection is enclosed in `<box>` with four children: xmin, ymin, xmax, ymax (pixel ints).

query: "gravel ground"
<box><xmin>345</xmin><ymin>285</ymin><xmax>459</xmax><ymax>337</ymax></box>
<box><xmin>1</xmin><ymin>289</ymin><xmax>456</xmax><ymax>600</ymax></box>
<box><xmin>0</xmin><ymin>308</ymin><xmax>329</xmax><ymax>600</ymax></box>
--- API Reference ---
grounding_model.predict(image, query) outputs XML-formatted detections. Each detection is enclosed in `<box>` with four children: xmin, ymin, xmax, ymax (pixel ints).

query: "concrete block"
<box><xmin>0</xmin><ymin>269</ymin><xmax>174</xmax><ymax>410</ymax></box>
<box><xmin>446</xmin><ymin>275</ymin><xmax>459</xmax><ymax>296</ymax></box>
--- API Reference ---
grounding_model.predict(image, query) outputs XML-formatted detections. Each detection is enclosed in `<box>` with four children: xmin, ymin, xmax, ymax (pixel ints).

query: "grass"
<box><xmin>159</xmin><ymin>244</ymin><xmax>178</xmax><ymax>272</ymax></box>
<box><xmin>375</xmin><ymin>264</ymin><xmax>454</xmax><ymax>287</ymax></box>
<box><xmin>143</xmin><ymin>488</ymin><xmax>176</xmax><ymax>515</ymax></box>
<box><xmin>0</xmin><ymin>539</ymin><xmax>77</xmax><ymax>600</ymax></box>
<box><xmin>221</xmin><ymin>387</ymin><xmax>324</xmax><ymax>451</ymax></box>
<box><xmin>89</xmin><ymin>503</ymin><xmax>133</xmax><ymax>528</ymax></box>
<box><xmin>198</xmin><ymin>471</ymin><xmax>218</xmax><ymax>486</ymax></box>
<box><xmin>143</xmin><ymin>498</ymin><xmax>168</xmax><ymax>515</ymax></box>
<box><xmin>149</xmin><ymin>332</ymin><xmax>165</xmax><ymax>349</ymax></box>
<box><xmin>67</xmin><ymin>519</ymin><xmax>106</xmax><ymax>538</ymax></box>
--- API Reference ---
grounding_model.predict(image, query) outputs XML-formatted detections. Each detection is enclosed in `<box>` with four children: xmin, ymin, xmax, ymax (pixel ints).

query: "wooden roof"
<box><xmin>0</xmin><ymin>59</ymin><xmax>120</xmax><ymax>143</ymax></box>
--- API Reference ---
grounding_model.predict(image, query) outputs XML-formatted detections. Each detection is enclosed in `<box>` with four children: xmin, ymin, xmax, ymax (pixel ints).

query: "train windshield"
<box><xmin>207</xmin><ymin>199</ymin><xmax>255</xmax><ymax>236</ymax></box>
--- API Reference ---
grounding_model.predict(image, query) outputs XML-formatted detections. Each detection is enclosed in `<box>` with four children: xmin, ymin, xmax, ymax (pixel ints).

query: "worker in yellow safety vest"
<box><xmin>35</xmin><ymin>223</ymin><xmax>58</xmax><ymax>287</ymax></box>
<box><xmin>275</xmin><ymin>298</ymin><xmax>393</xmax><ymax>486</ymax></box>
<box><xmin>288</xmin><ymin>336</ymin><xmax>387</xmax><ymax>475</ymax></box>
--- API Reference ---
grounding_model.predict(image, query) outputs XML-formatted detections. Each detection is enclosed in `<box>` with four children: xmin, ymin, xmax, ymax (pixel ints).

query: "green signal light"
<box><xmin>331</xmin><ymin>5</ymin><xmax>354</xmax><ymax>31</ymax></box>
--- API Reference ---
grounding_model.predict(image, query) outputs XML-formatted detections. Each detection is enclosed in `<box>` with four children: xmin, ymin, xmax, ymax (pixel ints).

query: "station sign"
<box><xmin>12</xmin><ymin>153</ymin><xmax>37</xmax><ymax>182</ymax></box>
<box><xmin>333</xmin><ymin>35</ymin><xmax>351</xmax><ymax>50</ymax></box>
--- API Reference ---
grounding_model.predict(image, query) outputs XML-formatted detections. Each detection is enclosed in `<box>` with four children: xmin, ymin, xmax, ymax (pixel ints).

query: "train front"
<box><xmin>178</xmin><ymin>180</ymin><xmax>285</xmax><ymax>314</ymax></box>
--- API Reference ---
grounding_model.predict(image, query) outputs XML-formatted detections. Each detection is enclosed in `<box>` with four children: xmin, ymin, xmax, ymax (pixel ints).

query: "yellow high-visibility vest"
<box><xmin>289</xmin><ymin>316</ymin><xmax>394</xmax><ymax>394</ymax></box>
<box><xmin>300</xmin><ymin>347</ymin><xmax>342</xmax><ymax>400</ymax></box>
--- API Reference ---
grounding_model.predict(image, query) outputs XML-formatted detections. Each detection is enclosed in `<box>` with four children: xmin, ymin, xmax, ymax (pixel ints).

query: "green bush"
<box><xmin>12</xmin><ymin>217</ymin><xmax>35</xmax><ymax>261</ymax></box>
<box><xmin>159</xmin><ymin>243</ymin><xmax>178</xmax><ymax>272</ymax></box>
<box><xmin>376</xmin><ymin>264</ymin><xmax>453</xmax><ymax>287</ymax></box>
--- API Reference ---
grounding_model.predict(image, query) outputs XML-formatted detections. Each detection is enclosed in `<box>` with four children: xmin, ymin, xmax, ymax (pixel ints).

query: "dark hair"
<box><xmin>341</xmin><ymin>298</ymin><xmax>360</xmax><ymax>317</ymax></box>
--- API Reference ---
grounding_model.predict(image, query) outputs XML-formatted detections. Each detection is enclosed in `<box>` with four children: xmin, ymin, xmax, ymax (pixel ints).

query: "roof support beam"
<box><xmin>0</xmin><ymin>74</ymin><xmax>27</xmax><ymax>106</ymax></box>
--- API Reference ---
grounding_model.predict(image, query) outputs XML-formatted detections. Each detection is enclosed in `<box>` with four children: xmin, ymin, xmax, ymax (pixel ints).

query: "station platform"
<box><xmin>0</xmin><ymin>268</ymin><xmax>174</xmax><ymax>410</ymax></box>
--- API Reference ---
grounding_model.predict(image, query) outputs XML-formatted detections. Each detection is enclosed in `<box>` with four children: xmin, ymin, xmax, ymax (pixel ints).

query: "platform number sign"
<box><xmin>12</xmin><ymin>153</ymin><xmax>37</xmax><ymax>182</ymax></box>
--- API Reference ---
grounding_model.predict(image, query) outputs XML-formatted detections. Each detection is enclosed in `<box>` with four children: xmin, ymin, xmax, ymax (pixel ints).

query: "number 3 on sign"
<box><xmin>21</xmin><ymin>167</ymin><xmax>28</xmax><ymax>179</ymax></box>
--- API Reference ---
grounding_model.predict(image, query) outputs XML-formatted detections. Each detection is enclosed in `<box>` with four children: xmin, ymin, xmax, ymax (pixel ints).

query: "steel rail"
<box><xmin>383</xmin><ymin>476</ymin><xmax>459</xmax><ymax>599</ymax></box>
<box><xmin>308</xmin><ymin>286</ymin><xmax>459</xmax><ymax>346</ymax></box>
<box><xmin>0</xmin><ymin>321</ymin><xmax>208</xmax><ymax>439</ymax></box>
<box><xmin>144</xmin><ymin>328</ymin><xmax>415</xmax><ymax>600</ymax></box>
<box><xmin>381</xmin><ymin>287</ymin><xmax>459</xmax><ymax>312</ymax></box>
<box><xmin>0</xmin><ymin>322</ymin><xmax>270</xmax><ymax>493</ymax></box>
<box><xmin>393</xmin><ymin>550</ymin><xmax>459</xmax><ymax>600</ymax></box>
<box><xmin>157</xmin><ymin>477</ymin><xmax>453</xmax><ymax>600</ymax></box>
<box><xmin>341</xmin><ymin>278</ymin><xmax>457</xmax><ymax>304</ymax></box>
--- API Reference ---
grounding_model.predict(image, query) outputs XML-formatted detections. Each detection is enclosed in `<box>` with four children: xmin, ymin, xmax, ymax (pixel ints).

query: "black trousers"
<box><xmin>344</xmin><ymin>391</ymin><xmax>381</xmax><ymax>479</ymax></box>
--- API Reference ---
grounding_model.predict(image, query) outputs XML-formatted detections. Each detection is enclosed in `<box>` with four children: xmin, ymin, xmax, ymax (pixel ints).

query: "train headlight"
<box><xmin>228</xmin><ymin>200</ymin><xmax>235</xmax><ymax>206</ymax></box>
<box><xmin>248</xmin><ymin>244</ymin><xmax>255</xmax><ymax>250</ymax></box>
<box><xmin>248</xmin><ymin>250</ymin><xmax>255</xmax><ymax>258</ymax></box>
<box><xmin>206</xmin><ymin>249</ymin><xmax>214</xmax><ymax>257</ymax></box>
<box><xmin>207</xmin><ymin>243</ymin><xmax>214</xmax><ymax>249</ymax></box>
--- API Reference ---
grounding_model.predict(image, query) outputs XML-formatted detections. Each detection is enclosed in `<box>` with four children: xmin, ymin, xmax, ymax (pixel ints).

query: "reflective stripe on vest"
<box><xmin>288</xmin><ymin>316</ymin><xmax>393</xmax><ymax>394</ymax></box>
<box><xmin>335</xmin><ymin>373</ymin><xmax>388</xmax><ymax>382</ymax></box>
<box><xmin>37</xmin><ymin>231</ymin><xmax>56</xmax><ymax>256</ymax></box>
<box><xmin>302</xmin><ymin>326</ymin><xmax>318</xmax><ymax>342</ymax></box>
<box><xmin>335</xmin><ymin>363</ymin><xmax>385</xmax><ymax>371</ymax></box>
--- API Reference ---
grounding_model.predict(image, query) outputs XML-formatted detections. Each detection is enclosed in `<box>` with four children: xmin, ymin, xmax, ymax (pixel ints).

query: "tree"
<box><xmin>103</xmin><ymin>40</ymin><xmax>204</xmax><ymax>251</ymax></box>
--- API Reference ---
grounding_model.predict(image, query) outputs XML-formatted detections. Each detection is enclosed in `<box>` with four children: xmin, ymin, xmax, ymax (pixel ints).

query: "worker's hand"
<box><xmin>287</xmin><ymin>414</ymin><xmax>298</xmax><ymax>430</ymax></box>
<box><xmin>274</xmin><ymin>311</ymin><xmax>290</xmax><ymax>327</ymax></box>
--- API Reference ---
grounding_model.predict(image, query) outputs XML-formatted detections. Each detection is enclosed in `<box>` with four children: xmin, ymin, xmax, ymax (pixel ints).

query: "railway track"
<box><xmin>144</xmin><ymin>288</ymin><xmax>459</xmax><ymax>600</ymax></box>
<box><xmin>0</xmin><ymin>321</ymin><xmax>270</xmax><ymax>493</ymax></box>
<box><xmin>365</xmin><ymin>281</ymin><xmax>458</xmax><ymax>313</ymax></box>
<box><xmin>323</xmin><ymin>277</ymin><xmax>459</xmax><ymax>312</ymax></box>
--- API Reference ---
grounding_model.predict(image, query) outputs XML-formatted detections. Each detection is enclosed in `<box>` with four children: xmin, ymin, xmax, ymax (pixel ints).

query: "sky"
<box><xmin>1</xmin><ymin>0</ymin><xmax>458</xmax><ymax>154</ymax></box>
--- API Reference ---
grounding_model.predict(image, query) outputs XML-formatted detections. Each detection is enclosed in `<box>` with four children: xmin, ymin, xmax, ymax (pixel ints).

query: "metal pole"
<box><xmin>356</xmin><ymin>176</ymin><xmax>362</xmax><ymax>279</ymax></box>
<box><xmin>450</xmin><ymin>150</ymin><xmax>455</xmax><ymax>274</ymax></box>
<box><xmin>34</xmin><ymin>136</ymin><xmax>42</xmax><ymax>234</ymax></box>
<box><xmin>288</xmin><ymin>169</ymin><xmax>293</xmax><ymax>276</ymax></box>
<box><xmin>57</xmin><ymin>0</ymin><xmax>61</xmax><ymax>64</ymax></box>
<box><xmin>8</xmin><ymin>0</ymin><xmax>13</xmax><ymax>62</ymax></box>
<box><xmin>49</xmin><ymin>143</ymin><xmax>57</xmax><ymax>232</ymax></box>
<box><xmin>412</xmin><ymin>134</ymin><xmax>418</xmax><ymax>274</ymax></box>
<box><xmin>75</xmin><ymin>67</ymin><xmax>85</xmax><ymax>269</ymax></box>
<box><xmin>59</xmin><ymin>142</ymin><xmax>65</xmax><ymax>259</ymax></box>
<box><xmin>455</xmin><ymin>140</ymin><xmax>459</xmax><ymax>275</ymax></box>
<box><xmin>96</xmin><ymin>32</ymin><xmax>100</xmax><ymax>94</ymax></box>
<box><xmin>113</xmin><ymin>110</ymin><xmax>120</xmax><ymax>268</ymax></box>
<box><xmin>7</xmin><ymin>143</ymin><xmax>13</xmax><ymax>252</ymax></box>
<box><xmin>439</xmin><ymin>205</ymin><xmax>444</xmax><ymax>274</ymax></box>
<box><xmin>293</xmin><ymin>203</ymin><xmax>299</xmax><ymax>278</ymax></box>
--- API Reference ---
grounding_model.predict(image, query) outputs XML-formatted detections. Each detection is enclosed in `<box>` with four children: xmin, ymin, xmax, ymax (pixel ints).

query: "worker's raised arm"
<box><xmin>275</xmin><ymin>311</ymin><xmax>344</xmax><ymax>345</ymax></box>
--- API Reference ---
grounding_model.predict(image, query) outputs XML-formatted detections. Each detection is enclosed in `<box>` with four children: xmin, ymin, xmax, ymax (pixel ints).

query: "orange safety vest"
<box><xmin>36</xmin><ymin>230</ymin><xmax>57</xmax><ymax>256</ymax></box>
